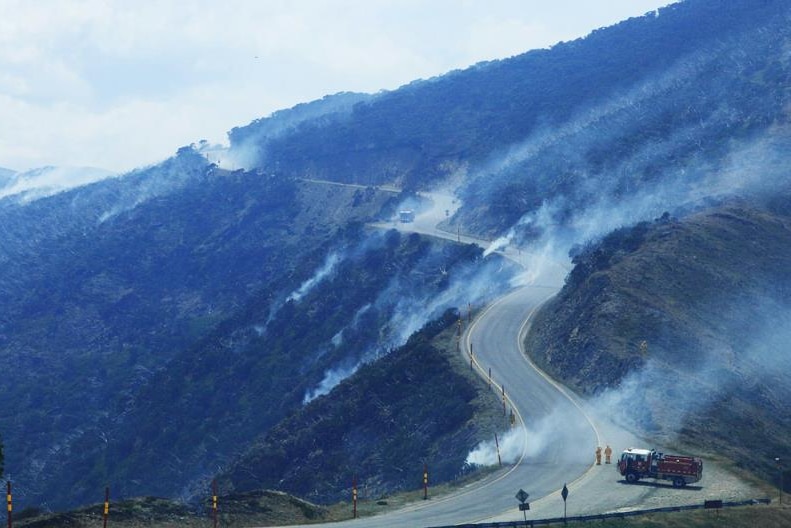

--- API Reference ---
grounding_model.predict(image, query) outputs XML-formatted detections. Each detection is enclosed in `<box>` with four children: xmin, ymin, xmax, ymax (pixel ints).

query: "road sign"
<box><xmin>561</xmin><ymin>484</ymin><xmax>569</xmax><ymax>502</ymax></box>
<box><xmin>519</xmin><ymin>503</ymin><xmax>530</xmax><ymax>511</ymax></box>
<box><xmin>515</xmin><ymin>489</ymin><xmax>529</xmax><ymax>503</ymax></box>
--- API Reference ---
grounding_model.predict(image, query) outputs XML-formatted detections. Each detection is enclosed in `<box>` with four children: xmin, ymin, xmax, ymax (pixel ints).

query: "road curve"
<box><xmin>261</xmin><ymin>283</ymin><xmax>600</xmax><ymax>528</ymax></box>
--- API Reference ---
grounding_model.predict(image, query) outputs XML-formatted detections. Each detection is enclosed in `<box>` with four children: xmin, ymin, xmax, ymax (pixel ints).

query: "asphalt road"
<box><xmin>266</xmin><ymin>284</ymin><xmax>602</xmax><ymax>528</ymax></box>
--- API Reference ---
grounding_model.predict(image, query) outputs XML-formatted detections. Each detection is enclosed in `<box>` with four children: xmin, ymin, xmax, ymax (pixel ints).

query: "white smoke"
<box><xmin>588</xmin><ymin>299</ymin><xmax>791</xmax><ymax>442</ymax></box>
<box><xmin>384</xmin><ymin>256</ymin><xmax>515</xmax><ymax>352</ymax></box>
<box><xmin>466</xmin><ymin>427</ymin><xmax>526</xmax><ymax>466</ymax></box>
<box><xmin>300</xmin><ymin>237</ymin><xmax>518</xmax><ymax>405</ymax></box>
<box><xmin>329</xmin><ymin>303</ymin><xmax>372</xmax><ymax>348</ymax></box>
<box><xmin>466</xmin><ymin>403</ymin><xmax>593</xmax><ymax>467</ymax></box>
<box><xmin>483</xmin><ymin>123</ymin><xmax>791</xmax><ymax>294</ymax></box>
<box><xmin>303</xmin><ymin>364</ymin><xmax>359</xmax><ymax>404</ymax></box>
<box><xmin>287</xmin><ymin>251</ymin><xmax>342</xmax><ymax>303</ymax></box>
<box><xmin>468</xmin><ymin>44</ymin><xmax>719</xmax><ymax>194</ymax></box>
<box><xmin>0</xmin><ymin>166</ymin><xmax>116</xmax><ymax>203</ymax></box>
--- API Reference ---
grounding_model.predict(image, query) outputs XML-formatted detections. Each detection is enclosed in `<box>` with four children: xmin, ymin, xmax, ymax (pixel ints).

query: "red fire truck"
<box><xmin>617</xmin><ymin>448</ymin><xmax>703</xmax><ymax>488</ymax></box>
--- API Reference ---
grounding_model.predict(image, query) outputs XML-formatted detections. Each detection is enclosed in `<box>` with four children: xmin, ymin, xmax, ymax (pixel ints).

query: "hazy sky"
<box><xmin>0</xmin><ymin>0</ymin><xmax>674</xmax><ymax>173</ymax></box>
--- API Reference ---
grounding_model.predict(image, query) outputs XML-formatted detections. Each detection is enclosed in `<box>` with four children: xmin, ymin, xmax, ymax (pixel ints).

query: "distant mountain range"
<box><xmin>1</xmin><ymin>0</ymin><xmax>791</xmax><ymax>510</ymax></box>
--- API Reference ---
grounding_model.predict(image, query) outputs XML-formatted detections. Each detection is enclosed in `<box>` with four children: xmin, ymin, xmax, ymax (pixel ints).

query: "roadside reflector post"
<box><xmin>488</xmin><ymin>367</ymin><xmax>492</xmax><ymax>388</ymax></box>
<box><xmin>494</xmin><ymin>433</ymin><xmax>502</xmax><ymax>467</ymax></box>
<box><xmin>352</xmin><ymin>475</ymin><xmax>358</xmax><ymax>519</ymax></box>
<box><xmin>6</xmin><ymin>481</ymin><xmax>11</xmax><ymax>528</ymax></box>
<box><xmin>423</xmin><ymin>464</ymin><xmax>428</xmax><ymax>500</ymax></box>
<box><xmin>103</xmin><ymin>487</ymin><xmax>109</xmax><ymax>528</ymax></box>
<box><xmin>212</xmin><ymin>479</ymin><xmax>218</xmax><ymax>528</ymax></box>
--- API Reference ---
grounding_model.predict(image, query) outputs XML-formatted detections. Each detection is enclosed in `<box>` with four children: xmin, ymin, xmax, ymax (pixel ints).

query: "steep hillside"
<box><xmin>217</xmin><ymin>309</ymin><xmax>505</xmax><ymax>504</ymax></box>
<box><xmin>0</xmin><ymin>148</ymin><xmax>401</xmax><ymax>508</ymax></box>
<box><xmin>231</xmin><ymin>0</ymin><xmax>791</xmax><ymax>237</ymax></box>
<box><xmin>69</xmin><ymin>233</ymin><xmax>513</xmax><ymax>507</ymax></box>
<box><xmin>525</xmin><ymin>199</ymin><xmax>791</xmax><ymax>487</ymax></box>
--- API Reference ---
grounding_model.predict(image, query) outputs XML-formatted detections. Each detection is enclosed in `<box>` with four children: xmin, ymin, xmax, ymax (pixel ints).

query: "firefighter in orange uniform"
<box><xmin>595</xmin><ymin>446</ymin><xmax>602</xmax><ymax>465</ymax></box>
<box><xmin>605</xmin><ymin>445</ymin><xmax>613</xmax><ymax>464</ymax></box>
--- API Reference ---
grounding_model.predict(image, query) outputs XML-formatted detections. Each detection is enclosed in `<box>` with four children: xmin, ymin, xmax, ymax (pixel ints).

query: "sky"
<box><xmin>0</xmin><ymin>0</ymin><xmax>674</xmax><ymax>174</ymax></box>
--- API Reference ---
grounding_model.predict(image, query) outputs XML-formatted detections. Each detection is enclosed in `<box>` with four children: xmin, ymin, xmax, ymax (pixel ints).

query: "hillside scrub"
<box><xmin>217</xmin><ymin>308</ymin><xmax>506</xmax><ymax>504</ymax></box>
<box><xmin>526</xmin><ymin>200</ymin><xmax>791</xmax><ymax>488</ymax></box>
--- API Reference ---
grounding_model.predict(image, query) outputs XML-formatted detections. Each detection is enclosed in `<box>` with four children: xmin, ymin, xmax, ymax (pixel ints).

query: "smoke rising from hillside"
<box><xmin>466</xmin><ymin>404</ymin><xmax>593</xmax><ymax>467</ymax></box>
<box><xmin>462</xmin><ymin>36</ymin><xmax>791</xmax><ymax>462</ymax></box>
<box><xmin>287</xmin><ymin>251</ymin><xmax>342</xmax><ymax>302</ymax></box>
<box><xmin>588</xmin><ymin>292</ymin><xmax>791</xmax><ymax>445</ymax></box>
<box><xmin>301</xmin><ymin>238</ymin><xmax>518</xmax><ymax>405</ymax></box>
<box><xmin>468</xmin><ymin>44</ymin><xmax>719</xmax><ymax>198</ymax></box>
<box><xmin>466</xmin><ymin>24</ymin><xmax>791</xmax><ymax>289</ymax></box>
<box><xmin>303</xmin><ymin>364</ymin><xmax>358</xmax><ymax>404</ymax></box>
<box><xmin>483</xmin><ymin>124</ymin><xmax>791</xmax><ymax>296</ymax></box>
<box><xmin>384</xmin><ymin>257</ymin><xmax>511</xmax><ymax>351</ymax></box>
<box><xmin>465</xmin><ymin>427</ymin><xmax>525</xmax><ymax>466</ymax></box>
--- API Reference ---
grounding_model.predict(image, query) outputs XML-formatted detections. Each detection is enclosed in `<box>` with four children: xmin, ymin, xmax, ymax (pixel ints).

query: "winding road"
<box><xmin>272</xmin><ymin>282</ymin><xmax>600</xmax><ymax>528</ymax></box>
<box><xmin>263</xmin><ymin>187</ymin><xmax>764</xmax><ymax>528</ymax></box>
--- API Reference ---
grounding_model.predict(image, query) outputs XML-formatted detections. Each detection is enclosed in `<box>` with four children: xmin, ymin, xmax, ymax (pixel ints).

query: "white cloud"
<box><xmin>0</xmin><ymin>0</ymin><xmax>674</xmax><ymax>173</ymax></box>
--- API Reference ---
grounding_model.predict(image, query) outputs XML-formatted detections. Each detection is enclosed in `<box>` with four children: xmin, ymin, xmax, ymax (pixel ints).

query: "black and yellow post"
<box><xmin>212</xmin><ymin>479</ymin><xmax>218</xmax><ymax>528</ymax></box>
<box><xmin>102</xmin><ymin>487</ymin><xmax>109</xmax><ymax>528</ymax></box>
<box><xmin>423</xmin><ymin>464</ymin><xmax>428</xmax><ymax>500</ymax></box>
<box><xmin>352</xmin><ymin>475</ymin><xmax>358</xmax><ymax>519</ymax></box>
<box><xmin>6</xmin><ymin>481</ymin><xmax>11</xmax><ymax>528</ymax></box>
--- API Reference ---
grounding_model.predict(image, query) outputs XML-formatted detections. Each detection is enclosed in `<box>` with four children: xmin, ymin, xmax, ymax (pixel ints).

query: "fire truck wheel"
<box><xmin>625</xmin><ymin>472</ymin><xmax>639</xmax><ymax>483</ymax></box>
<box><xmin>672</xmin><ymin>477</ymin><xmax>686</xmax><ymax>488</ymax></box>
